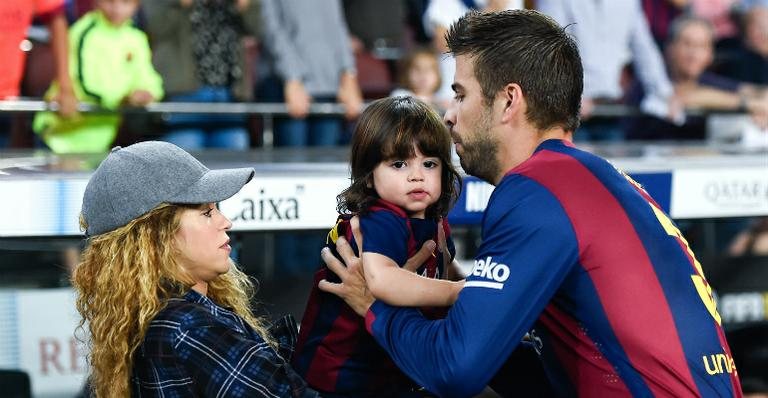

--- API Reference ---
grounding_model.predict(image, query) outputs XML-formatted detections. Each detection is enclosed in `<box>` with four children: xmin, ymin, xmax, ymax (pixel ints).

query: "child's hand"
<box><xmin>125</xmin><ymin>90</ymin><xmax>155</xmax><ymax>107</ymax></box>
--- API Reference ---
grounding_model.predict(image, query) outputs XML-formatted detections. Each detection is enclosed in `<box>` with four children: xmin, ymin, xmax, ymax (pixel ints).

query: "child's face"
<box><xmin>408</xmin><ymin>55</ymin><xmax>440</xmax><ymax>97</ymax></box>
<box><xmin>97</xmin><ymin>0</ymin><xmax>138</xmax><ymax>26</ymax></box>
<box><xmin>371</xmin><ymin>144</ymin><xmax>442</xmax><ymax>219</ymax></box>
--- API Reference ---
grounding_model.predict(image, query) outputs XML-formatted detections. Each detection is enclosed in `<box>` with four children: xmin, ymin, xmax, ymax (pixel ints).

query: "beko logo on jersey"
<box><xmin>465</xmin><ymin>256</ymin><xmax>510</xmax><ymax>289</ymax></box>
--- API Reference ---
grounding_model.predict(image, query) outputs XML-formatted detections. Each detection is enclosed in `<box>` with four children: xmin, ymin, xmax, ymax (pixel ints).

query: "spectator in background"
<box><xmin>390</xmin><ymin>47</ymin><xmax>442</xmax><ymax>107</ymax></box>
<box><xmin>258</xmin><ymin>0</ymin><xmax>362</xmax><ymax>147</ymax></box>
<box><xmin>0</xmin><ymin>0</ymin><xmax>77</xmax><ymax>147</ymax></box>
<box><xmin>721</xmin><ymin>4</ymin><xmax>768</xmax><ymax>85</ymax></box>
<box><xmin>32</xmin><ymin>0</ymin><xmax>163</xmax><ymax>153</ymax></box>
<box><xmin>143</xmin><ymin>0</ymin><xmax>260</xmax><ymax>151</ymax></box>
<box><xmin>423</xmin><ymin>0</ymin><xmax>522</xmax><ymax>107</ymax></box>
<box><xmin>625</xmin><ymin>15</ymin><xmax>768</xmax><ymax>140</ymax></box>
<box><xmin>641</xmin><ymin>0</ymin><xmax>688</xmax><ymax>49</ymax></box>
<box><xmin>537</xmin><ymin>0</ymin><xmax>681</xmax><ymax>141</ymax></box>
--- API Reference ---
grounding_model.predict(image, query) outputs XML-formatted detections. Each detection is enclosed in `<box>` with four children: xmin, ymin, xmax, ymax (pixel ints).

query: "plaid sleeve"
<box><xmin>175</xmin><ymin>322</ymin><xmax>318</xmax><ymax>397</ymax></box>
<box><xmin>268</xmin><ymin>314</ymin><xmax>299</xmax><ymax>362</ymax></box>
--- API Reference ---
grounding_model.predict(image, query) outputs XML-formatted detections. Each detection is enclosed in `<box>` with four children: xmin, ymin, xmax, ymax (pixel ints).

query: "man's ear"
<box><xmin>500</xmin><ymin>83</ymin><xmax>523</xmax><ymax>123</ymax></box>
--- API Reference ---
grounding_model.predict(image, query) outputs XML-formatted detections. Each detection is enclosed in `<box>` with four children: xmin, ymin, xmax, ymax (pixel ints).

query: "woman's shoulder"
<box><xmin>150</xmin><ymin>296</ymin><xmax>213</xmax><ymax>328</ymax></box>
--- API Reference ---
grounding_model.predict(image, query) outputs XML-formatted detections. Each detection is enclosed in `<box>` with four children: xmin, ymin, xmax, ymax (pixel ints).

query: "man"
<box><xmin>320</xmin><ymin>10</ymin><xmax>742</xmax><ymax>397</ymax></box>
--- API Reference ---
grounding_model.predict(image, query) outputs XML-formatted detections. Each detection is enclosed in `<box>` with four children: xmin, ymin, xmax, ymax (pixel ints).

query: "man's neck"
<box><xmin>493</xmin><ymin>127</ymin><xmax>571</xmax><ymax>184</ymax></box>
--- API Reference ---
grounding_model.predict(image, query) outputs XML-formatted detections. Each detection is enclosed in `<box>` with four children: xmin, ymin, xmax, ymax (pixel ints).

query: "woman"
<box><xmin>72</xmin><ymin>141</ymin><xmax>317</xmax><ymax>397</ymax></box>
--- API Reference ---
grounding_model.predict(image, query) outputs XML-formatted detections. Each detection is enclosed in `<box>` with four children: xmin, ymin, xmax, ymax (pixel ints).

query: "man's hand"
<box><xmin>285</xmin><ymin>80</ymin><xmax>311</xmax><ymax>118</ymax></box>
<box><xmin>318</xmin><ymin>237</ymin><xmax>373</xmax><ymax>316</ymax></box>
<box><xmin>319</xmin><ymin>217</ymin><xmax>440</xmax><ymax>316</ymax></box>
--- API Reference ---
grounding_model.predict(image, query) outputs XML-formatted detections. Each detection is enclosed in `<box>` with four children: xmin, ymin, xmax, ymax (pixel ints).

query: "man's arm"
<box><xmin>677</xmin><ymin>84</ymin><xmax>768</xmax><ymax>128</ymax></box>
<box><xmin>324</xmin><ymin>179</ymin><xmax>579</xmax><ymax>397</ymax></box>
<box><xmin>318</xmin><ymin>233</ymin><xmax>437</xmax><ymax>317</ymax></box>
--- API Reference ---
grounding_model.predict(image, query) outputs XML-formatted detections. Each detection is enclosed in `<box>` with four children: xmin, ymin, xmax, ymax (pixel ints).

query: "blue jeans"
<box><xmin>275</xmin><ymin>115</ymin><xmax>341</xmax><ymax>147</ymax></box>
<box><xmin>161</xmin><ymin>86</ymin><xmax>249</xmax><ymax>150</ymax></box>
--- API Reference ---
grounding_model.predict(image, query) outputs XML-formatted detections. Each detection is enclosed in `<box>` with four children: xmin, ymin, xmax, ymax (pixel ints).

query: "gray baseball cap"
<box><xmin>82</xmin><ymin>141</ymin><xmax>254</xmax><ymax>236</ymax></box>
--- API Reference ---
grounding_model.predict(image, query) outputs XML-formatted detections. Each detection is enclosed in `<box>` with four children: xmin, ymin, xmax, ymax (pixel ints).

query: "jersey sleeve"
<box><xmin>359</xmin><ymin>210</ymin><xmax>410</xmax><ymax>266</ymax></box>
<box><xmin>364</xmin><ymin>175</ymin><xmax>580</xmax><ymax>397</ymax></box>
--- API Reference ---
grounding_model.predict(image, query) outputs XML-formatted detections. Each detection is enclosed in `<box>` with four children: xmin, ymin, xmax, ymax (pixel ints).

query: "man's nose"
<box><xmin>443</xmin><ymin>102</ymin><xmax>456</xmax><ymax>130</ymax></box>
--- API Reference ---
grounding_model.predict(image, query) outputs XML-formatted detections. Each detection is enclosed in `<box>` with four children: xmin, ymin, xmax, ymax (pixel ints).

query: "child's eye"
<box><xmin>424</xmin><ymin>160</ymin><xmax>440</xmax><ymax>169</ymax></box>
<box><xmin>391</xmin><ymin>160</ymin><xmax>407</xmax><ymax>169</ymax></box>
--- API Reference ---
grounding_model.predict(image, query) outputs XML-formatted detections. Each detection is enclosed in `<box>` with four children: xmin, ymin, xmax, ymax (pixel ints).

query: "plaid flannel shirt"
<box><xmin>131</xmin><ymin>289</ymin><xmax>318</xmax><ymax>397</ymax></box>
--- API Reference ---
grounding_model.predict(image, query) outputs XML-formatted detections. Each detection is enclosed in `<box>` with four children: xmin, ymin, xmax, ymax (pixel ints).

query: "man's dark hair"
<box><xmin>446</xmin><ymin>9</ymin><xmax>583</xmax><ymax>132</ymax></box>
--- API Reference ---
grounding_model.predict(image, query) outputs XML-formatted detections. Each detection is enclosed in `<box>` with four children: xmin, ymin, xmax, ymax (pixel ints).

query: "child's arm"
<box><xmin>362</xmin><ymin>252</ymin><xmax>464</xmax><ymax>307</ymax></box>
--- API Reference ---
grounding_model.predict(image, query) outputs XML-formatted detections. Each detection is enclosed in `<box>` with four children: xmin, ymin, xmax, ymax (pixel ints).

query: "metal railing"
<box><xmin>0</xmin><ymin>98</ymin><xmax>732</xmax><ymax>148</ymax></box>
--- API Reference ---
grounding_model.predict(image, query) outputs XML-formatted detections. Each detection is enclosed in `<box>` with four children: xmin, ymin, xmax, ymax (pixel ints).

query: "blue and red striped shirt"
<box><xmin>366</xmin><ymin>139</ymin><xmax>741</xmax><ymax>397</ymax></box>
<box><xmin>293</xmin><ymin>200</ymin><xmax>455</xmax><ymax>396</ymax></box>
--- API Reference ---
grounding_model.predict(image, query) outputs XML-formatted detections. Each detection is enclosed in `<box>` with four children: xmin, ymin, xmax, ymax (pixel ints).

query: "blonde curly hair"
<box><xmin>72</xmin><ymin>203</ymin><xmax>272</xmax><ymax>397</ymax></box>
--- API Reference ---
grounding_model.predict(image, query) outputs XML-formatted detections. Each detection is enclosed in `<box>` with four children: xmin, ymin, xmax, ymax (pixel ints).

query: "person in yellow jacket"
<box><xmin>34</xmin><ymin>0</ymin><xmax>163</xmax><ymax>153</ymax></box>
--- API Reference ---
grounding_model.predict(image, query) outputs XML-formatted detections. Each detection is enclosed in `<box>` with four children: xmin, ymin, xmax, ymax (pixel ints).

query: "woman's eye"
<box><xmin>202</xmin><ymin>208</ymin><xmax>214</xmax><ymax>218</ymax></box>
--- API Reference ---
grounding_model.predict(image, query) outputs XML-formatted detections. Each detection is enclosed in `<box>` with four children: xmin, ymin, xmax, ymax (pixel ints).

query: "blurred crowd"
<box><xmin>1</xmin><ymin>0</ymin><xmax>768</xmax><ymax>394</ymax></box>
<box><xmin>0</xmin><ymin>0</ymin><xmax>766</xmax><ymax>153</ymax></box>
